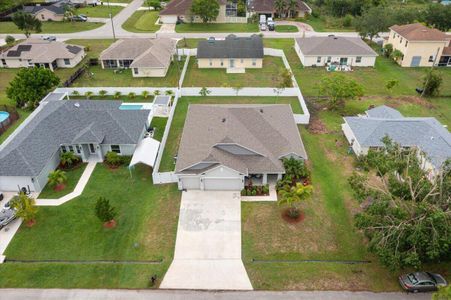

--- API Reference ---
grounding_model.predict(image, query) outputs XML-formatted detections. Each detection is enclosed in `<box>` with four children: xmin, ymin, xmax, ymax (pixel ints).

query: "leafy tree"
<box><xmin>317</xmin><ymin>74</ymin><xmax>364</xmax><ymax>110</ymax></box>
<box><xmin>95</xmin><ymin>197</ymin><xmax>117</xmax><ymax>223</ymax></box>
<box><xmin>422</xmin><ymin>69</ymin><xmax>442</xmax><ymax>97</ymax></box>
<box><xmin>354</xmin><ymin>6</ymin><xmax>391</xmax><ymax>41</ymax></box>
<box><xmin>385</xmin><ymin>79</ymin><xmax>398</xmax><ymax>94</ymax></box>
<box><xmin>60</xmin><ymin>152</ymin><xmax>80</xmax><ymax>168</ymax></box>
<box><xmin>274</xmin><ymin>0</ymin><xmax>287</xmax><ymax>17</ymax></box>
<box><xmin>191</xmin><ymin>0</ymin><xmax>220</xmax><ymax>23</ymax></box>
<box><xmin>99</xmin><ymin>90</ymin><xmax>108</xmax><ymax>98</ymax></box>
<box><xmin>12</xmin><ymin>11</ymin><xmax>42</xmax><ymax>37</ymax></box>
<box><xmin>383</xmin><ymin>43</ymin><xmax>393</xmax><ymax>58</ymax></box>
<box><xmin>48</xmin><ymin>170</ymin><xmax>67</xmax><ymax>188</ymax></box>
<box><xmin>5</xmin><ymin>35</ymin><xmax>15</xmax><ymax>45</ymax></box>
<box><xmin>278</xmin><ymin>68</ymin><xmax>292</xmax><ymax>89</ymax></box>
<box><xmin>142</xmin><ymin>90</ymin><xmax>150</xmax><ymax>98</ymax></box>
<box><xmin>148</xmin><ymin>0</ymin><xmax>161</xmax><ymax>10</ymax></box>
<box><xmin>423</xmin><ymin>4</ymin><xmax>451</xmax><ymax>31</ymax></box>
<box><xmin>6</xmin><ymin>67</ymin><xmax>60</xmax><ymax>108</ymax></box>
<box><xmin>11</xmin><ymin>193</ymin><xmax>38</xmax><ymax>226</ymax></box>
<box><xmin>350</xmin><ymin>138</ymin><xmax>450</xmax><ymax>269</ymax></box>
<box><xmin>64</xmin><ymin>5</ymin><xmax>76</xmax><ymax>22</ymax></box>
<box><xmin>390</xmin><ymin>49</ymin><xmax>403</xmax><ymax>62</ymax></box>
<box><xmin>283</xmin><ymin>157</ymin><xmax>310</xmax><ymax>180</ymax></box>
<box><xmin>278</xmin><ymin>183</ymin><xmax>313</xmax><ymax>218</ymax></box>
<box><xmin>199</xmin><ymin>87</ymin><xmax>211</xmax><ymax>96</ymax></box>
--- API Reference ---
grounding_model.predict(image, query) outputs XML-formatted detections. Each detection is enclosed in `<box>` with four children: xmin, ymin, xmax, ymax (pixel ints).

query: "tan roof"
<box><xmin>99</xmin><ymin>38</ymin><xmax>176</xmax><ymax>68</ymax></box>
<box><xmin>160</xmin><ymin>0</ymin><xmax>226</xmax><ymax>15</ymax></box>
<box><xmin>175</xmin><ymin>104</ymin><xmax>307</xmax><ymax>175</ymax></box>
<box><xmin>0</xmin><ymin>39</ymin><xmax>84</xmax><ymax>63</ymax></box>
<box><xmin>389</xmin><ymin>23</ymin><xmax>449</xmax><ymax>41</ymax></box>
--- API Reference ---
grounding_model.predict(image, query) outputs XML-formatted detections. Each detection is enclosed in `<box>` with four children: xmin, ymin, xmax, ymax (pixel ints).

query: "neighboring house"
<box><xmin>0</xmin><ymin>39</ymin><xmax>85</xmax><ymax>71</ymax></box>
<box><xmin>248</xmin><ymin>0</ymin><xmax>312</xmax><ymax>18</ymax></box>
<box><xmin>0</xmin><ymin>97</ymin><xmax>151</xmax><ymax>193</ymax></box>
<box><xmin>99</xmin><ymin>38</ymin><xmax>176</xmax><ymax>77</ymax></box>
<box><xmin>295</xmin><ymin>35</ymin><xmax>378</xmax><ymax>67</ymax></box>
<box><xmin>175</xmin><ymin>104</ymin><xmax>307</xmax><ymax>191</ymax></box>
<box><xmin>383</xmin><ymin>23</ymin><xmax>451</xmax><ymax>67</ymax></box>
<box><xmin>45</xmin><ymin>0</ymin><xmax>98</xmax><ymax>4</ymax></box>
<box><xmin>160</xmin><ymin>0</ymin><xmax>242</xmax><ymax>24</ymax></box>
<box><xmin>22</xmin><ymin>2</ymin><xmax>66</xmax><ymax>21</ymax></box>
<box><xmin>342</xmin><ymin>105</ymin><xmax>451</xmax><ymax>178</ymax></box>
<box><xmin>197</xmin><ymin>34</ymin><xmax>264</xmax><ymax>72</ymax></box>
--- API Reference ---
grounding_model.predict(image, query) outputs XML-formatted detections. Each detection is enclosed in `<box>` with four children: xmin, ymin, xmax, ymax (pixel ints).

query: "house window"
<box><xmin>103</xmin><ymin>60</ymin><xmax>118</xmax><ymax>68</ymax></box>
<box><xmin>252</xmin><ymin>58</ymin><xmax>256</xmax><ymax>66</ymax></box>
<box><xmin>327</xmin><ymin>57</ymin><xmax>331</xmax><ymax>63</ymax></box>
<box><xmin>405</xmin><ymin>41</ymin><xmax>408</xmax><ymax>47</ymax></box>
<box><xmin>69</xmin><ymin>145</ymin><xmax>74</xmax><ymax>153</ymax></box>
<box><xmin>41</xmin><ymin>14</ymin><xmax>45</xmax><ymax>20</ymax></box>
<box><xmin>220</xmin><ymin>60</ymin><xmax>223</xmax><ymax>66</ymax></box>
<box><xmin>316</xmin><ymin>57</ymin><xmax>321</xmax><ymax>63</ymax></box>
<box><xmin>209</xmin><ymin>59</ymin><xmax>212</xmax><ymax>66</ymax></box>
<box><xmin>356</xmin><ymin>56</ymin><xmax>362</xmax><ymax>63</ymax></box>
<box><xmin>111</xmin><ymin>145</ymin><xmax>121</xmax><ymax>154</ymax></box>
<box><xmin>76</xmin><ymin>145</ymin><xmax>81</xmax><ymax>154</ymax></box>
<box><xmin>428</xmin><ymin>55</ymin><xmax>434</xmax><ymax>62</ymax></box>
<box><xmin>61</xmin><ymin>145</ymin><xmax>67</xmax><ymax>153</ymax></box>
<box><xmin>64</xmin><ymin>58</ymin><xmax>70</xmax><ymax>65</ymax></box>
<box><xmin>400</xmin><ymin>37</ymin><xmax>403</xmax><ymax>43</ymax></box>
<box><xmin>133</xmin><ymin>68</ymin><xmax>138</xmax><ymax>75</ymax></box>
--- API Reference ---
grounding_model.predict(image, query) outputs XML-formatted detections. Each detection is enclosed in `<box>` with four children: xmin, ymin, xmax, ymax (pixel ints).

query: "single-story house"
<box><xmin>295</xmin><ymin>35</ymin><xmax>378</xmax><ymax>67</ymax></box>
<box><xmin>159</xmin><ymin>0</ymin><xmax>229</xmax><ymax>24</ymax></box>
<box><xmin>383</xmin><ymin>23</ymin><xmax>451</xmax><ymax>67</ymax></box>
<box><xmin>0</xmin><ymin>97</ymin><xmax>151</xmax><ymax>193</ymax></box>
<box><xmin>0</xmin><ymin>39</ymin><xmax>85</xmax><ymax>71</ymax></box>
<box><xmin>175</xmin><ymin>104</ymin><xmax>307</xmax><ymax>191</ymax></box>
<box><xmin>99</xmin><ymin>38</ymin><xmax>176</xmax><ymax>77</ymax></box>
<box><xmin>248</xmin><ymin>0</ymin><xmax>312</xmax><ymax>18</ymax></box>
<box><xmin>22</xmin><ymin>2</ymin><xmax>66</xmax><ymax>21</ymax></box>
<box><xmin>342</xmin><ymin>105</ymin><xmax>451</xmax><ymax>178</ymax></box>
<box><xmin>197</xmin><ymin>34</ymin><xmax>264</xmax><ymax>72</ymax></box>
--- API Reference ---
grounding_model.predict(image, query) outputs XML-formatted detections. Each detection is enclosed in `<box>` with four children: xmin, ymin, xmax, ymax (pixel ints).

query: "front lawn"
<box><xmin>159</xmin><ymin>96</ymin><xmax>303</xmax><ymax>172</ymax></box>
<box><xmin>122</xmin><ymin>10</ymin><xmax>160</xmax><ymax>33</ymax></box>
<box><xmin>0</xmin><ymin>21</ymin><xmax>103</xmax><ymax>34</ymax></box>
<box><xmin>76</xmin><ymin>5</ymin><xmax>123</xmax><ymax>17</ymax></box>
<box><xmin>0</xmin><ymin>164</ymin><xmax>181</xmax><ymax>288</ymax></box>
<box><xmin>176</xmin><ymin>23</ymin><xmax>258</xmax><ymax>33</ymax></box>
<box><xmin>38</xmin><ymin>163</ymin><xmax>88</xmax><ymax>199</ymax></box>
<box><xmin>275</xmin><ymin>25</ymin><xmax>298</xmax><ymax>32</ymax></box>
<box><xmin>183</xmin><ymin>56</ymin><xmax>290</xmax><ymax>87</ymax></box>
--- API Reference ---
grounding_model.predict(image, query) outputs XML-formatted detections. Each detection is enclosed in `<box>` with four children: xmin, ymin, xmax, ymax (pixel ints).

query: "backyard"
<box><xmin>176</xmin><ymin>23</ymin><xmax>258</xmax><ymax>33</ymax></box>
<box><xmin>122</xmin><ymin>10</ymin><xmax>160</xmax><ymax>33</ymax></box>
<box><xmin>0</xmin><ymin>164</ymin><xmax>181</xmax><ymax>288</ymax></box>
<box><xmin>0</xmin><ymin>21</ymin><xmax>103</xmax><ymax>34</ymax></box>
<box><xmin>183</xmin><ymin>56</ymin><xmax>291</xmax><ymax>87</ymax></box>
<box><xmin>159</xmin><ymin>96</ymin><xmax>303</xmax><ymax>172</ymax></box>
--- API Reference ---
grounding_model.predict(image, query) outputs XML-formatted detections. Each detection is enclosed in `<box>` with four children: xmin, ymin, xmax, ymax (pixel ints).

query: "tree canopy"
<box><xmin>317</xmin><ymin>74</ymin><xmax>364</xmax><ymax>110</ymax></box>
<box><xmin>12</xmin><ymin>11</ymin><xmax>42</xmax><ymax>37</ymax></box>
<box><xmin>190</xmin><ymin>0</ymin><xmax>220</xmax><ymax>23</ymax></box>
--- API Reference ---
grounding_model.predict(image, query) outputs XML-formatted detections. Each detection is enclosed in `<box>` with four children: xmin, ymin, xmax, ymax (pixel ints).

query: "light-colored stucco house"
<box><xmin>295</xmin><ymin>35</ymin><xmax>378</xmax><ymax>67</ymax></box>
<box><xmin>383</xmin><ymin>23</ymin><xmax>451</xmax><ymax>67</ymax></box>
<box><xmin>248</xmin><ymin>0</ymin><xmax>311</xmax><ymax>18</ymax></box>
<box><xmin>0</xmin><ymin>39</ymin><xmax>85</xmax><ymax>71</ymax></box>
<box><xmin>197</xmin><ymin>34</ymin><xmax>264</xmax><ymax>72</ymax></box>
<box><xmin>99</xmin><ymin>38</ymin><xmax>176</xmax><ymax>77</ymax></box>
<box><xmin>342</xmin><ymin>105</ymin><xmax>451</xmax><ymax>178</ymax></box>
<box><xmin>0</xmin><ymin>96</ymin><xmax>151</xmax><ymax>193</ymax></box>
<box><xmin>160</xmin><ymin>0</ymin><xmax>228</xmax><ymax>24</ymax></box>
<box><xmin>22</xmin><ymin>2</ymin><xmax>66</xmax><ymax>21</ymax></box>
<box><xmin>175</xmin><ymin>104</ymin><xmax>307</xmax><ymax>191</ymax></box>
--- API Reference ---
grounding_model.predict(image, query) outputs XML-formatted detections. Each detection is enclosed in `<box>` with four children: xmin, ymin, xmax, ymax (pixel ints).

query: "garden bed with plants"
<box><xmin>241</xmin><ymin>184</ymin><xmax>270</xmax><ymax>197</ymax></box>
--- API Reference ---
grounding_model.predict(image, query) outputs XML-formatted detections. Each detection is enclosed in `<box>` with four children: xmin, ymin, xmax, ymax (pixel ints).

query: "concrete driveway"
<box><xmin>160</xmin><ymin>190</ymin><xmax>252</xmax><ymax>290</ymax></box>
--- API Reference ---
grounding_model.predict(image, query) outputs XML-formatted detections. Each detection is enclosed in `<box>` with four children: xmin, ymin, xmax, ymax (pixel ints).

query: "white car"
<box><xmin>260</xmin><ymin>23</ymin><xmax>267</xmax><ymax>31</ymax></box>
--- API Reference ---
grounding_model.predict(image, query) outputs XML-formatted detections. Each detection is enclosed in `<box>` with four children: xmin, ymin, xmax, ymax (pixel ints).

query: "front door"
<box><xmin>340</xmin><ymin>57</ymin><xmax>348</xmax><ymax>65</ymax></box>
<box><xmin>410</xmin><ymin>56</ymin><xmax>421</xmax><ymax>67</ymax></box>
<box><xmin>230</xmin><ymin>59</ymin><xmax>235</xmax><ymax>68</ymax></box>
<box><xmin>89</xmin><ymin>143</ymin><xmax>96</xmax><ymax>154</ymax></box>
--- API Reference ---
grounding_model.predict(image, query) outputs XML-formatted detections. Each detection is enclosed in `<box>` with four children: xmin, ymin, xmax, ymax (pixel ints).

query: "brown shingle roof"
<box><xmin>175</xmin><ymin>104</ymin><xmax>307</xmax><ymax>175</ymax></box>
<box><xmin>389</xmin><ymin>23</ymin><xmax>448</xmax><ymax>41</ymax></box>
<box><xmin>160</xmin><ymin>0</ymin><xmax>226</xmax><ymax>15</ymax></box>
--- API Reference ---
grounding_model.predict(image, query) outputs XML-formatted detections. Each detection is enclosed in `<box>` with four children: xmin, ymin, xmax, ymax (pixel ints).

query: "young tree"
<box><xmin>422</xmin><ymin>69</ymin><xmax>442</xmax><ymax>97</ymax></box>
<box><xmin>190</xmin><ymin>0</ymin><xmax>220</xmax><ymax>23</ymax></box>
<box><xmin>278</xmin><ymin>68</ymin><xmax>293</xmax><ymax>89</ymax></box>
<box><xmin>48</xmin><ymin>170</ymin><xmax>68</xmax><ymax>189</ymax></box>
<box><xmin>6</xmin><ymin>67</ymin><xmax>60</xmax><ymax>108</ymax></box>
<box><xmin>153</xmin><ymin>90</ymin><xmax>161</xmax><ymax>96</ymax></box>
<box><xmin>128</xmin><ymin>92</ymin><xmax>136</xmax><ymax>99</ymax></box>
<box><xmin>99</xmin><ymin>90</ymin><xmax>108</xmax><ymax>98</ymax></box>
<box><xmin>142</xmin><ymin>90</ymin><xmax>150</xmax><ymax>99</ymax></box>
<box><xmin>278</xmin><ymin>183</ymin><xmax>313</xmax><ymax>219</ymax></box>
<box><xmin>114</xmin><ymin>91</ymin><xmax>122</xmax><ymax>99</ymax></box>
<box><xmin>60</xmin><ymin>152</ymin><xmax>80</xmax><ymax>168</ymax></box>
<box><xmin>350</xmin><ymin>138</ymin><xmax>450</xmax><ymax>269</ymax></box>
<box><xmin>12</xmin><ymin>12</ymin><xmax>42</xmax><ymax>37</ymax></box>
<box><xmin>383</xmin><ymin>43</ymin><xmax>393</xmax><ymax>58</ymax></box>
<box><xmin>11</xmin><ymin>193</ymin><xmax>38</xmax><ymax>227</ymax></box>
<box><xmin>95</xmin><ymin>197</ymin><xmax>117</xmax><ymax>224</ymax></box>
<box><xmin>5</xmin><ymin>35</ymin><xmax>15</xmax><ymax>46</ymax></box>
<box><xmin>317</xmin><ymin>74</ymin><xmax>364</xmax><ymax>110</ymax></box>
<box><xmin>385</xmin><ymin>79</ymin><xmax>398</xmax><ymax>95</ymax></box>
<box><xmin>199</xmin><ymin>87</ymin><xmax>211</xmax><ymax>96</ymax></box>
<box><xmin>84</xmin><ymin>91</ymin><xmax>94</xmax><ymax>99</ymax></box>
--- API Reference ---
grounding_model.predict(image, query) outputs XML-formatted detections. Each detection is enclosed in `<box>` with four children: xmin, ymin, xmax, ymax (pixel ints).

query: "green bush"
<box><xmin>263</xmin><ymin>184</ymin><xmax>269</xmax><ymax>195</ymax></box>
<box><xmin>240</xmin><ymin>189</ymin><xmax>246</xmax><ymax>196</ymax></box>
<box><xmin>105</xmin><ymin>151</ymin><xmax>122</xmax><ymax>167</ymax></box>
<box><xmin>246</xmin><ymin>189</ymin><xmax>252</xmax><ymax>196</ymax></box>
<box><xmin>251</xmin><ymin>189</ymin><xmax>257</xmax><ymax>196</ymax></box>
<box><xmin>95</xmin><ymin>197</ymin><xmax>117</xmax><ymax>223</ymax></box>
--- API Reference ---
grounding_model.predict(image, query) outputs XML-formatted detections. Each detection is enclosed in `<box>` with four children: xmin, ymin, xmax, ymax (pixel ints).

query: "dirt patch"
<box><xmin>308</xmin><ymin>118</ymin><xmax>329</xmax><ymax>134</ymax></box>
<box><xmin>281</xmin><ymin>208</ymin><xmax>305</xmax><ymax>224</ymax></box>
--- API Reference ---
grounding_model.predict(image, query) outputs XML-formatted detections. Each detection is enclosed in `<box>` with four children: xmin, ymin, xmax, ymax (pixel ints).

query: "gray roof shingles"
<box><xmin>295</xmin><ymin>36</ymin><xmax>378</xmax><ymax>56</ymax></box>
<box><xmin>197</xmin><ymin>34</ymin><xmax>264</xmax><ymax>59</ymax></box>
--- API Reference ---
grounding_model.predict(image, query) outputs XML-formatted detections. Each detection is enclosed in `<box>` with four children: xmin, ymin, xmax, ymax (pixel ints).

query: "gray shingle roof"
<box><xmin>175</xmin><ymin>104</ymin><xmax>307</xmax><ymax>175</ymax></box>
<box><xmin>344</xmin><ymin>106</ymin><xmax>451</xmax><ymax>169</ymax></box>
<box><xmin>23</xmin><ymin>3</ymin><xmax>66</xmax><ymax>15</ymax></box>
<box><xmin>365</xmin><ymin>105</ymin><xmax>404</xmax><ymax>119</ymax></box>
<box><xmin>0</xmin><ymin>100</ymin><xmax>149</xmax><ymax>177</ymax></box>
<box><xmin>295</xmin><ymin>36</ymin><xmax>378</xmax><ymax>56</ymax></box>
<box><xmin>197</xmin><ymin>34</ymin><xmax>264</xmax><ymax>59</ymax></box>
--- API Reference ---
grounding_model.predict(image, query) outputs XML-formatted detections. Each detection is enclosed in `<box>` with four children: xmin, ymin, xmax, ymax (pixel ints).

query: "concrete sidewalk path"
<box><xmin>161</xmin><ymin>190</ymin><xmax>252</xmax><ymax>290</ymax></box>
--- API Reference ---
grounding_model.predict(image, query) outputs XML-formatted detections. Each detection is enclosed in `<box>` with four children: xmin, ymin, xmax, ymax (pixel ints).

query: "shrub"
<box><xmin>5</xmin><ymin>35</ymin><xmax>15</xmax><ymax>45</ymax></box>
<box><xmin>343</xmin><ymin>14</ymin><xmax>353</xmax><ymax>27</ymax></box>
<box><xmin>251</xmin><ymin>189</ymin><xmax>257</xmax><ymax>196</ymax></box>
<box><xmin>105</xmin><ymin>151</ymin><xmax>122</xmax><ymax>167</ymax></box>
<box><xmin>422</xmin><ymin>70</ymin><xmax>442</xmax><ymax>97</ymax></box>
<box><xmin>48</xmin><ymin>169</ymin><xmax>67</xmax><ymax>188</ymax></box>
<box><xmin>383</xmin><ymin>43</ymin><xmax>393</xmax><ymax>58</ymax></box>
<box><xmin>114</xmin><ymin>91</ymin><xmax>122</xmax><ymax>99</ymax></box>
<box><xmin>246</xmin><ymin>189</ymin><xmax>252</xmax><ymax>196</ymax></box>
<box><xmin>128</xmin><ymin>92</ymin><xmax>136</xmax><ymax>99</ymax></box>
<box><xmin>95</xmin><ymin>197</ymin><xmax>117</xmax><ymax>223</ymax></box>
<box><xmin>11</xmin><ymin>193</ymin><xmax>38</xmax><ymax>226</ymax></box>
<box><xmin>99</xmin><ymin>90</ymin><xmax>108</xmax><ymax>97</ymax></box>
<box><xmin>60</xmin><ymin>151</ymin><xmax>80</xmax><ymax>168</ymax></box>
<box><xmin>263</xmin><ymin>184</ymin><xmax>269</xmax><ymax>195</ymax></box>
<box><xmin>241</xmin><ymin>189</ymin><xmax>246</xmax><ymax>196</ymax></box>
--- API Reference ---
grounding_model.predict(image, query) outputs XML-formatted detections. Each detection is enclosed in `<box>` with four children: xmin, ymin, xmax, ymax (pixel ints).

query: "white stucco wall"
<box><xmin>133</xmin><ymin>67</ymin><xmax>168</xmax><ymax>77</ymax></box>
<box><xmin>0</xmin><ymin>176</ymin><xmax>36</xmax><ymax>192</ymax></box>
<box><xmin>197</xmin><ymin>58</ymin><xmax>263</xmax><ymax>69</ymax></box>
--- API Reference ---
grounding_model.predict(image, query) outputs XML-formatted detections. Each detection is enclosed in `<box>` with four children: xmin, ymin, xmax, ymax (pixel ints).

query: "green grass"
<box><xmin>38</xmin><ymin>164</ymin><xmax>88</xmax><ymax>199</ymax></box>
<box><xmin>159</xmin><ymin>96</ymin><xmax>303</xmax><ymax>172</ymax></box>
<box><xmin>183</xmin><ymin>56</ymin><xmax>290</xmax><ymax>87</ymax></box>
<box><xmin>0</xmin><ymin>164</ymin><xmax>181</xmax><ymax>288</ymax></box>
<box><xmin>76</xmin><ymin>5</ymin><xmax>123</xmax><ymax>18</ymax></box>
<box><xmin>122</xmin><ymin>10</ymin><xmax>160</xmax><ymax>33</ymax></box>
<box><xmin>297</xmin><ymin>16</ymin><xmax>355</xmax><ymax>32</ymax></box>
<box><xmin>0</xmin><ymin>22</ymin><xmax>103</xmax><ymax>34</ymax></box>
<box><xmin>177</xmin><ymin>38</ymin><xmax>205</xmax><ymax>48</ymax></box>
<box><xmin>150</xmin><ymin>117</ymin><xmax>168</xmax><ymax>142</ymax></box>
<box><xmin>176</xmin><ymin>23</ymin><xmax>258</xmax><ymax>33</ymax></box>
<box><xmin>275</xmin><ymin>25</ymin><xmax>298</xmax><ymax>32</ymax></box>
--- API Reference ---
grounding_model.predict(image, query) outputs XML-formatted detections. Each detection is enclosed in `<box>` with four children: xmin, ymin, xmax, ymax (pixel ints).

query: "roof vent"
<box><xmin>74</xmin><ymin>102</ymin><xmax>80</xmax><ymax>108</ymax></box>
<box><xmin>260</xmin><ymin>109</ymin><xmax>264</xmax><ymax>113</ymax></box>
<box><xmin>431</xmin><ymin>136</ymin><xmax>434</xmax><ymax>140</ymax></box>
<box><xmin>222</xmin><ymin>118</ymin><xmax>226</xmax><ymax>123</ymax></box>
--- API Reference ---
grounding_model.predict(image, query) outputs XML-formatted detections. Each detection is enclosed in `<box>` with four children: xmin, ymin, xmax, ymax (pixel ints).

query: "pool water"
<box><xmin>119</xmin><ymin>105</ymin><xmax>143</xmax><ymax>110</ymax></box>
<box><xmin>0</xmin><ymin>111</ymin><xmax>9</xmax><ymax>123</ymax></box>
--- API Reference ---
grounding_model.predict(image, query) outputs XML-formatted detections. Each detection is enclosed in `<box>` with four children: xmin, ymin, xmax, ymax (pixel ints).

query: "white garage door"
<box><xmin>181</xmin><ymin>176</ymin><xmax>200</xmax><ymax>190</ymax></box>
<box><xmin>160</xmin><ymin>15</ymin><xmax>178</xmax><ymax>24</ymax></box>
<box><xmin>203</xmin><ymin>178</ymin><xmax>242</xmax><ymax>191</ymax></box>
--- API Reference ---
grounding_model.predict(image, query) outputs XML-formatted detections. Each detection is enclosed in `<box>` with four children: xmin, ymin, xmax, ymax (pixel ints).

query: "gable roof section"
<box><xmin>389</xmin><ymin>23</ymin><xmax>449</xmax><ymax>42</ymax></box>
<box><xmin>197</xmin><ymin>34</ymin><xmax>264</xmax><ymax>59</ymax></box>
<box><xmin>23</xmin><ymin>3</ymin><xmax>66</xmax><ymax>15</ymax></box>
<box><xmin>344</xmin><ymin>106</ymin><xmax>451</xmax><ymax>169</ymax></box>
<box><xmin>175</xmin><ymin>104</ymin><xmax>307</xmax><ymax>175</ymax></box>
<box><xmin>160</xmin><ymin>0</ymin><xmax>226</xmax><ymax>15</ymax></box>
<box><xmin>0</xmin><ymin>100</ymin><xmax>150</xmax><ymax>177</ymax></box>
<box><xmin>295</xmin><ymin>36</ymin><xmax>378</xmax><ymax>56</ymax></box>
<box><xmin>365</xmin><ymin>105</ymin><xmax>404</xmax><ymax>119</ymax></box>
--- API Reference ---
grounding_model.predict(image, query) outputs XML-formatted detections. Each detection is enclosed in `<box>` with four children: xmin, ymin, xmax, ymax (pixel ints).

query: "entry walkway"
<box><xmin>161</xmin><ymin>190</ymin><xmax>252</xmax><ymax>290</ymax></box>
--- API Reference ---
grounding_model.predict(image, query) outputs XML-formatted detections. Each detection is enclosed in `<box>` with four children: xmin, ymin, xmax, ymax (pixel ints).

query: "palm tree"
<box><xmin>71</xmin><ymin>90</ymin><xmax>80</xmax><ymax>97</ymax></box>
<box><xmin>11</xmin><ymin>193</ymin><xmax>38</xmax><ymax>226</ymax></box>
<box><xmin>99</xmin><ymin>90</ymin><xmax>108</xmax><ymax>98</ymax></box>
<box><xmin>274</xmin><ymin>0</ymin><xmax>286</xmax><ymax>18</ymax></box>
<box><xmin>48</xmin><ymin>170</ymin><xmax>67</xmax><ymax>189</ymax></box>
<box><xmin>128</xmin><ymin>92</ymin><xmax>136</xmax><ymax>99</ymax></box>
<box><xmin>153</xmin><ymin>90</ymin><xmax>161</xmax><ymax>96</ymax></box>
<box><xmin>287</xmin><ymin>0</ymin><xmax>298</xmax><ymax>18</ymax></box>
<box><xmin>142</xmin><ymin>90</ymin><xmax>150</xmax><ymax>99</ymax></box>
<box><xmin>278</xmin><ymin>183</ymin><xmax>313</xmax><ymax>218</ymax></box>
<box><xmin>114</xmin><ymin>91</ymin><xmax>122</xmax><ymax>99</ymax></box>
<box><xmin>165</xmin><ymin>90</ymin><xmax>174</xmax><ymax>96</ymax></box>
<box><xmin>85</xmin><ymin>91</ymin><xmax>93</xmax><ymax>99</ymax></box>
<box><xmin>60</xmin><ymin>151</ymin><xmax>80</xmax><ymax>168</ymax></box>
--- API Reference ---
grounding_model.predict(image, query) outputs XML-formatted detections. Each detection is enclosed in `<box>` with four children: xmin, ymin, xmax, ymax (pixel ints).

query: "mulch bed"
<box><xmin>54</xmin><ymin>183</ymin><xmax>66</xmax><ymax>191</ymax></box>
<box><xmin>58</xmin><ymin>160</ymin><xmax>83</xmax><ymax>171</ymax></box>
<box><xmin>103</xmin><ymin>220</ymin><xmax>117</xmax><ymax>229</ymax></box>
<box><xmin>281</xmin><ymin>208</ymin><xmax>305</xmax><ymax>224</ymax></box>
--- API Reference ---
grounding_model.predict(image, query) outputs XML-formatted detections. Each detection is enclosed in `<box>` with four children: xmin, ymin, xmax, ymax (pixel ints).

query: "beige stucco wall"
<box><xmin>132</xmin><ymin>67</ymin><xmax>168</xmax><ymax>77</ymax></box>
<box><xmin>34</xmin><ymin>9</ymin><xmax>64</xmax><ymax>21</ymax></box>
<box><xmin>1</xmin><ymin>49</ymin><xmax>85</xmax><ymax>70</ymax></box>
<box><xmin>55</xmin><ymin>50</ymin><xmax>86</xmax><ymax>68</ymax></box>
<box><xmin>384</xmin><ymin>29</ymin><xmax>448</xmax><ymax>67</ymax></box>
<box><xmin>197</xmin><ymin>57</ymin><xmax>263</xmax><ymax>69</ymax></box>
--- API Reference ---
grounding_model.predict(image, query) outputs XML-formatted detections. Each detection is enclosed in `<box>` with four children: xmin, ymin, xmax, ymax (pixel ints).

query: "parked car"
<box><xmin>259</xmin><ymin>14</ymin><xmax>266</xmax><ymax>25</ymax></box>
<box><xmin>71</xmin><ymin>15</ymin><xmax>87</xmax><ymax>22</ymax></box>
<box><xmin>399</xmin><ymin>272</ymin><xmax>448</xmax><ymax>293</ymax></box>
<box><xmin>268</xmin><ymin>23</ymin><xmax>275</xmax><ymax>31</ymax></box>
<box><xmin>42</xmin><ymin>36</ymin><xmax>57</xmax><ymax>41</ymax></box>
<box><xmin>208</xmin><ymin>37</ymin><xmax>215</xmax><ymax>41</ymax></box>
<box><xmin>0</xmin><ymin>208</ymin><xmax>16</xmax><ymax>230</ymax></box>
<box><xmin>260</xmin><ymin>23</ymin><xmax>267</xmax><ymax>31</ymax></box>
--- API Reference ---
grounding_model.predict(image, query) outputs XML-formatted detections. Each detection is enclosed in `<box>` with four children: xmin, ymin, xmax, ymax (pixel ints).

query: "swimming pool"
<box><xmin>119</xmin><ymin>104</ymin><xmax>144</xmax><ymax>110</ymax></box>
<box><xmin>0</xmin><ymin>111</ymin><xmax>9</xmax><ymax>123</ymax></box>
